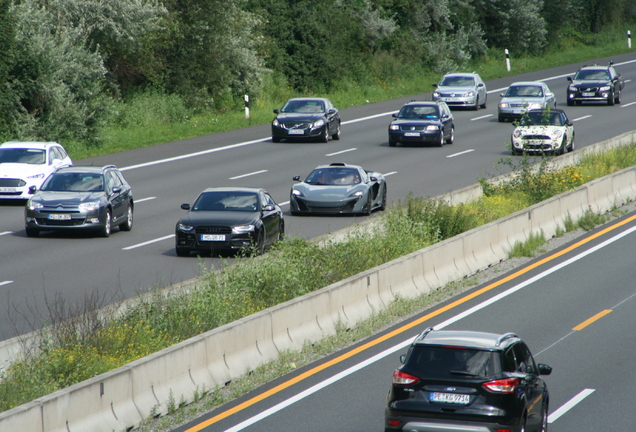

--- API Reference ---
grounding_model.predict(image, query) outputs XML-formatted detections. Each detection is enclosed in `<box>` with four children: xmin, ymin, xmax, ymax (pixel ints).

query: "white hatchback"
<box><xmin>0</xmin><ymin>141</ymin><xmax>73</xmax><ymax>200</ymax></box>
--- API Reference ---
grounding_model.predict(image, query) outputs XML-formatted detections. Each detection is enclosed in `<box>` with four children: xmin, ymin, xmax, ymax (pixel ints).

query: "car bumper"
<box><xmin>432</xmin><ymin>96</ymin><xmax>477</xmax><ymax>107</ymax></box>
<box><xmin>385</xmin><ymin>413</ymin><xmax>523</xmax><ymax>432</ymax></box>
<box><xmin>567</xmin><ymin>90</ymin><xmax>611</xmax><ymax>102</ymax></box>
<box><xmin>272</xmin><ymin>125</ymin><xmax>326</xmax><ymax>140</ymax></box>
<box><xmin>290</xmin><ymin>196</ymin><xmax>365</xmax><ymax>214</ymax></box>
<box><xmin>175</xmin><ymin>230</ymin><xmax>255</xmax><ymax>253</ymax></box>
<box><xmin>25</xmin><ymin>209</ymin><xmax>106</xmax><ymax>232</ymax></box>
<box><xmin>512</xmin><ymin>138</ymin><xmax>562</xmax><ymax>153</ymax></box>
<box><xmin>388</xmin><ymin>131</ymin><xmax>442</xmax><ymax>144</ymax></box>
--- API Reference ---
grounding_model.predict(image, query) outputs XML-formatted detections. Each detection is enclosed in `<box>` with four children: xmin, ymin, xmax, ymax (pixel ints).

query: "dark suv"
<box><xmin>385</xmin><ymin>328</ymin><xmax>552</xmax><ymax>432</ymax></box>
<box><xmin>566</xmin><ymin>62</ymin><xmax>624</xmax><ymax>106</ymax></box>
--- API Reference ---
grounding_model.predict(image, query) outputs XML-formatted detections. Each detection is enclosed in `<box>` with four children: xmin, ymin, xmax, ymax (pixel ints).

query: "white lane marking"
<box><xmin>471</xmin><ymin>114</ymin><xmax>493</xmax><ymax>121</ymax></box>
<box><xmin>326</xmin><ymin>148</ymin><xmax>357</xmax><ymax>156</ymax></box>
<box><xmin>548</xmin><ymin>389</ymin><xmax>595</xmax><ymax>423</ymax></box>
<box><xmin>229</xmin><ymin>170</ymin><xmax>268</xmax><ymax>180</ymax></box>
<box><xmin>0</xmin><ymin>281</ymin><xmax>12</xmax><ymax>287</ymax></box>
<box><xmin>134</xmin><ymin>197</ymin><xmax>156</xmax><ymax>203</ymax></box>
<box><xmin>383</xmin><ymin>171</ymin><xmax>397</xmax><ymax>177</ymax></box>
<box><xmin>221</xmin><ymin>223</ymin><xmax>636</xmax><ymax>431</ymax></box>
<box><xmin>122</xmin><ymin>234</ymin><xmax>175</xmax><ymax>251</ymax></box>
<box><xmin>343</xmin><ymin>112</ymin><xmax>398</xmax><ymax>124</ymax></box>
<box><xmin>0</xmin><ymin>231</ymin><xmax>12</xmax><ymax>236</ymax></box>
<box><xmin>279</xmin><ymin>201</ymin><xmax>290</xmax><ymax>207</ymax></box>
<box><xmin>447</xmin><ymin>150</ymin><xmax>474</xmax><ymax>158</ymax></box>
<box><xmin>621</xmin><ymin>101</ymin><xmax>636</xmax><ymax>107</ymax></box>
<box><xmin>573</xmin><ymin>115</ymin><xmax>592</xmax><ymax>121</ymax></box>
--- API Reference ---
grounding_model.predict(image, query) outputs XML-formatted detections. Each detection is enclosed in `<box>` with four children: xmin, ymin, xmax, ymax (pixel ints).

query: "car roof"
<box><xmin>525</xmin><ymin>108</ymin><xmax>566</xmax><ymax>114</ymax></box>
<box><xmin>311</xmin><ymin>162</ymin><xmax>362</xmax><ymax>170</ymax></box>
<box><xmin>508</xmin><ymin>81</ymin><xmax>546</xmax><ymax>87</ymax></box>
<box><xmin>412</xmin><ymin>328</ymin><xmax>520</xmax><ymax>350</ymax></box>
<box><xmin>0</xmin><ymin>141</ymin><xmax>62</xmax><ymax>150</ymax></box>
<box><xmin>402</xmin><ymin>100</ymin><xmax>443</xmax><ymax>107</ymax></box>
<box><xmin>285</xmin><ymin>97</ymin><xmax>331</xmax><ymax>103</ymax></box>
<box><xmin>442</xmin><ymin>72</ymin><xmax>479</xmax><ymax>78</ymax></box>
<box><xmin>55</xmin><ymin>165</ymin><xmax>116</xmax><ymax>174</ymax></box>
<box><xmin>577</xmin><ymin>64</ymin><xmax>613</xmax><ymax>71</ymax></box>
<box><xmin>200</xmin><ymin>187</ymin><xmax>266</xmax><ymax>194</ymax></box>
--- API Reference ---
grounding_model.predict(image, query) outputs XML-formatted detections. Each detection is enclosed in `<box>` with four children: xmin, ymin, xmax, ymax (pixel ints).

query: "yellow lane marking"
<box><xmin>185</xmin><ymin>213</ymin><xmax>636</xmax><ymax>432</ymax></box>
<box><xmin>572</xmin><ymin>309</ymin><xmax>613</xmax><ymax>331</ymax></box>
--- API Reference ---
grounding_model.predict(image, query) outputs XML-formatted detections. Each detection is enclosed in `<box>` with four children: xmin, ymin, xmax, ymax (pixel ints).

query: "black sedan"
<box><xmin>175</xmin><ymin>187</ymin><xmax>284</xmax><ymax>257</ymax></box>
<box><xmin>290</xmin><ymin>162</ymin><xmax>387</xmax><ymax>216</ymax></box>
<box><xmin>271</xmin><ymin>97</ymin><xmax>341</xmax><ymax>143</ymax></box>
<box><xmin>24</xmin><ymin>165</ymin><xmax>134</xmax><ymax>237</ymax></box>
<box><xmin>388</xmin><ymin>100</ymin><xmax>454</xmax><ymax>147</ymax></box>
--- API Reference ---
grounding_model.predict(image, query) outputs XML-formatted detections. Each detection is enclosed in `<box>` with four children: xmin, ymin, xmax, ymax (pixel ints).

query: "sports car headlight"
<box><xmin>27</xmin><ymin>200</ymin><xmax>44</xmax><ymax>210</ymax></box>
<box><xmin>349</xmin><ymin>191</ymin><xmax>365</xmax><ymax>198</ymax></box>
<box><xmin>272</xmin><ymin>119</ymin><xmax>280</xmax><ymax>126</ymax></box>
<box><xmin>389</xmin><ymin>124</ymin><xmax>400</xmax><ymax>131</ymax></box>
<box><xmin>599</xmin><ymin>86</ymin><xmax>611</xmax><ymax>91</ymax></box>
<box><xmin>425</xmin><ymin>125</ymin><xmax>439</xmax><ymax>131</ymax></box>
<box><xmin>78</xmin><ymin>201</ymin><xmax>100</xmax><ymax>211</ymax></box>
<box><xmin>292</xmin><ymin>189</ymin><xmax>303</xmax><ymax>197</ymax></box>
<box><xmin>177</xmin><ymin>223</ymin><xmax>194</xmax><ymax>232</ymax></box>
<box><xmin>26</xmin><ymin>173</ymin><xmax>45</xmax><ymax>180</ymax></box>
<box><xmin>232</xmin><ymin>224</ymin><xmax>255</xmax><ymax>234</ymax></box>
<box><xmin>527</xmin><ymin>103</ymin><xmax>542</xmax><ymax>109</ymax></box>
<box><xmin>312</xmin><ymin>119</ymin><xmax>325</xmax><ymax>128</ymax></box>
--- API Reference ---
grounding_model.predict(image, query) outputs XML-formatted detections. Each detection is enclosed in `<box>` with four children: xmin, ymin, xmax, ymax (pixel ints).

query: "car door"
<box><xmin>439</xmin><ymin>103</ymin><xmax>453</xmax><ymax>139</ymax></box>
<box><xmin>259</xmin><ymin>192</ymin><xmax>281</xmax><ymax>245</ymax></box>
<box><xmin>513</xmin><ymin>343</ymin><xmax>545</xmax><ymax>431</ymax></box>
<box><xmin>325</xmin><ymin>100</ymin><xmax>338</xmax><ymax>135</ymax></box>
<box><xmin>105</xmin><ymin>170</ymin><xmax>126</xmax><ymax>223</ymax></box>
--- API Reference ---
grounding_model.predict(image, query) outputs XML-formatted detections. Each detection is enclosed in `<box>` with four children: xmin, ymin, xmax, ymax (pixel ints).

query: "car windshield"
<box><xmin>520</xmin><ymin>111</ymin><xmax>563</xmax><ymax>126</ymax></box>
<box><xmin>505</xmin><ymin>85</ymin><xmax>543</xmax><ymax>98</ymax></box>
<box><xmin>281</xmin><ymin>100</ymin><xmax>325</xmax><ymax>114</ymax></box>
<box><xmin>0</xmin><ymin>148</ymin><xmax>46</xmax><ymax>164</ymax></box>
<box><xmin>305</xmin><ymin>168</ymin><xmax>361</xmax><ymax>186</ymax></box>
<box><xmin>42</xmin><ymin>173</ymin><xmax>104</xmax><ymax>192</ymax></box>
<box><xmin>574</xmin><ymin>69</ymin><xmax>610</xmax><ymax>80</ymax></box>
<box><xmin>406</xmin><ymin>346</ymin><xmax>500</xmax><ymax>378</ymax></box>
<box><xmin>398</xmin><ymin>105</ymin><xmax>439</xmax><ymax>119</ymax></box>
<box><xmin>440</xmin><ymin>76</ymin><xmax>474</xmax><ymax>87</ymax></box>
<box><xmin>193</xmin><ymin>191</ymin><xmax>258</xmax><ymax>212</ymax></box>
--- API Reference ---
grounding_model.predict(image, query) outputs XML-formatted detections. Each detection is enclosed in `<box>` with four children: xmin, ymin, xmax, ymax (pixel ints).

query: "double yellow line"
<box><xmin>186</xmin><ymin>213</ymin><xmax>636</xmax><ymax>432</ymax></box>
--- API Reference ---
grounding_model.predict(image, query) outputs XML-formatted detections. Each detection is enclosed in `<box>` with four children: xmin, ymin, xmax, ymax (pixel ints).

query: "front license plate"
<box><xmin>48</xmin><ymin>213</ymin><xmax>72</xmax><ymax>220</ymax></box>
<box><xmin>288</xmin><ymin>129</ymin><xmax>304</xmax><ymax>135</ymax></box>
<box><xmin>581</xmin><ymin>92</ymin><xmax>595</xmax><ymax>97</ymax></box>
<box><xmin>404</xmin><ymin>132</ymin><xmax>420</xmax><ymax>137</ymax></box>
<box><xmin>201</xmin><ymin>234</ymin><xmax>225</xmax><ymax>241</ymax></box>
<box><xmin>431</xmin><ymin>392</ymin><xmax>470</xmax><ymax>404</ymax></box>
<box><xmin>0</xmin><ymin>187</ymin><xmax>16</xmax><ymax>193</ymax></box>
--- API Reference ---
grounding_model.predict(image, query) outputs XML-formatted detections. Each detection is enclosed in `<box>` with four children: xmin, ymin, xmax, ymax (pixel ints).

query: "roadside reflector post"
<box><xmin>628</xmin><ymin>30</ymin><xmax>632</xmax><ymax>49</ymax></box>
<box><xmin>505</xmin><ymin>49</ymin><xmax>510</xmax><ymax>72</ymax></box>
<box><xmin>244</xmin><ymin>94</ymin><xmax>250</xmax><ymax>119</ymax></box>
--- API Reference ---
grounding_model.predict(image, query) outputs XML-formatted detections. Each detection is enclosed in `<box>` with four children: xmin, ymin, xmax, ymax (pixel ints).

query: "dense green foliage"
<box><xmin>2</xmin><ymin>0</ymin><xmax>636</xmax><ymax>147</ymax></box>
<box><xmin>3</xmin><ymin>143</ymin><xmax>636</xmax><ymax>412</ymax></box>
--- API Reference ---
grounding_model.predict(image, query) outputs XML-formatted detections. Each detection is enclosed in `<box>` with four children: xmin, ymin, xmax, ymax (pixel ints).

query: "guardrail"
<box><xmin>2</xmin><ymin>130</ymin><xmax>635</xmax><ymax>432</ymax></box>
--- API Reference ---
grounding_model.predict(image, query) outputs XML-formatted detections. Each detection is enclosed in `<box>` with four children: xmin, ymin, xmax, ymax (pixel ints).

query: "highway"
<box><xmin>172</xmin><ymin>207</ymin><xmax>636</xmax><ymax>432</ymax></box>
<box><xmin>1</xmin><ymin>51</ymin><xmax>636</xmax><ymax>342</ymax></box>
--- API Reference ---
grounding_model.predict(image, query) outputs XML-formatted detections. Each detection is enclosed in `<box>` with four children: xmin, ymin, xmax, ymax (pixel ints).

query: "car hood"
<box><xmin>436</xmin><ymin>85</ymin><xmax>477</xmax><ymax>93</ymax></box>
<box><xmin>390</xmin><ymin>118</ymin><xmax>440</xmax><ymax>126</ymax></box>
<box><xmin>32</xmin><ymin>191</ymin><xmax>105</xmax><ymax>205</ymax></box>
<box><xmin>275</xmin><ymin>113</ymin><xmax>326</xmax><ymax>122</ymax></box>
<box><xmin>179</xmin><ymin>211</ymin><xmax>259</xmax><ymax>226</ymax></box>
<box><xmin>0</xmin><ymin>163</ymin><xmax>49</xmax><ymax>179</ymax></box>
<box><xmin>570</xmin><ymin>79</ymin><xmax>611</xmax><ymax>87</ymax></box>
<box><xmin>294</xmin><ymin>184</ymin><xmax>364</xmax><ymax>201</ymax></box>
<box><xmin>501</xmin><ymin>96</ymin><xmax>546</xmax><ymax>104</ymax></box>
<box><xmin>514</xmin><ymin>125</ymin><xmax>565</xmax><ymax>135</ymax></box>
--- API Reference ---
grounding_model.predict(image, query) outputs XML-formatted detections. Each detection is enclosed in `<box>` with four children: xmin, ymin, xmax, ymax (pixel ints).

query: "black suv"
<box><xmin>567</xmin><ymin>62</ymin><xmax>624</xmax><ymax>106</ymax></box>
<box><xmin>385</xmin><ymin>328</ymin><xmax>552</xmax><ymax>432</ymax></box>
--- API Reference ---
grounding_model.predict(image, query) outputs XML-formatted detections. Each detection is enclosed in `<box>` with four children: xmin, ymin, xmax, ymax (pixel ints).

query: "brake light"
<box><xmin>483</xmin><ymin>377</ymin><xmax>518</xmax><ymax>393</ymax></box>
<box><xmin>392</xmin><ymin>370</ymin><xmax>420</xmax><ymax>385</ymax></box>
<box><xmin>387</xmin><ymin>420</ymin><xmax>401</xmax><ymax>427</ymax></box>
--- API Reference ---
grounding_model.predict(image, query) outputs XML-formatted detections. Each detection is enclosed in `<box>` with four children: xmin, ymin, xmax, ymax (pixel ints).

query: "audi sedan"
<box><xmin>290</xmin><ymin>162</ymin><xmax>386</xmax><ymax>215</ymax></box>
<box><xmin>24</xmin><ymin>165</ymin><xmax>133</xmax><ymax>237</ymax></box>
<box><xmin>175</xmin><ymin>187</ymin><xmax>284</xmax><ymax>257</ymax></box>
<box><xmin>498</xmin><ymin>81</ymin><xmax>557</xmax><ymax>122</ymax></box>
<box><xmin>271</xmin><ymin>97</ymin><xmax>341</xmax><ymax>143</ymax></box>
<box><xmin>0</xmin><ymin>141</ymin><xmax>72</xmax><ymax>201</ymax></box>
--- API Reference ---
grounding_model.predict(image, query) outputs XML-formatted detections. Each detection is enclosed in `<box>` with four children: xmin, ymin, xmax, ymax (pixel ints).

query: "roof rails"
<box><xmin>495</xmin><ymin>332</ymin><xmax>518</xmax><ymax>347</ymax></box>
<box><xmin>416</xmin><ymin>327</ymin><xmax>435</xmax><ymax>341</ymax></box>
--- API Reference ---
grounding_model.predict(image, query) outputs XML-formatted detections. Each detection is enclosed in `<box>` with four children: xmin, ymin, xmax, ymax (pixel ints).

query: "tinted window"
<box><xmin>0</xmin><ymin>148</ymin><xmax>46</xmax><ymax>164</ymax></box>
<box><xmin>306</xmin><ymin>168</ymin><xmax>361</xmax><ymax>185</ymax></box>
<box><xmin>441</xmin><ymin>76</ymin><xmax>475</xmax><ymax>87</ymax></box>
<box><xmin>193</xmin><ymin>191</ymin><xmax>258</xmax><ymax>211</ymax></box>
<box><xmin>43</xmin><ymin>173</ymin><xmax>104</xmax><ymax>191</ymax></box>
<box><xmin>405</xmin><ymin>346</ymin><xmax>500</xmax><ymax>378</ymax></box>
<box><xmin>398</xmin><ymin>105</ymin><xmax>439</xmax><ymax>119</ymax></box>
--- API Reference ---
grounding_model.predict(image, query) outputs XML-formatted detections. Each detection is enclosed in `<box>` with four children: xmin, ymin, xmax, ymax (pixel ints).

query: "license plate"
<box><xmin>404</xmin><ymin>132</ymin><xmax>420</xmax><ymax>137</ymax></box>
<box><xmin>48</xmin><ymin>213</ymin><xmax>71</xmax><ymax>220</ymax></box>
<box><xmin>581</xmin><ymin>92</ymin><xmax>595</xmax><ymax>96</ymax></box>
<box><xmin>445</xmin><ymin>98</ymin><xmax>461</xmax><ymax>101</ymax></box>
<box><xmin>0</xmin><ymin>187</ymin><xmax>16</xmax><ymax>193</ymax></box>
<box><xmin>431</xmin><ymin>392</ymin><xmax>470</xmax><ymax>404</ymax></box>
<box><xmin>201</xmin><ymin>234</ymin><xmax>225</xmax><ymax>241</ymax></box>
<box><xmin>288</xmin><ymin>129</ymin><xmax>304</xmax><ymax>135</ymax></box>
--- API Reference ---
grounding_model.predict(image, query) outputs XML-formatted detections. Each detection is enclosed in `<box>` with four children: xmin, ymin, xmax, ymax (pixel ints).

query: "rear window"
<box><xmin>405</xmin><ymin>346</ymin><xmax>500</xmax><ymax>378</ymax></box>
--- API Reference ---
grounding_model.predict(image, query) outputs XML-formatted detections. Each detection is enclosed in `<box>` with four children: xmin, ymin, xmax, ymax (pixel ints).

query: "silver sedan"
<box><xmin>498</xmin><ymin>81</ymin><xmax>557</xmax><ymax>122</ymax></box>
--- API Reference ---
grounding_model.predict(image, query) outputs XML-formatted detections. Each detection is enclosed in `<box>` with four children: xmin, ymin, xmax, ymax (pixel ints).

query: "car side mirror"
<box><xmin>263</xmin><ymin>204</ymin><xmax>275</xmax><ymax>212</ymax></box>
<box><xmin>478</xmin><ymin>83</ymin><xmax>484</xmax><ymax>87</ymax></box>
<box><xmin>112</xmin><ymin>186</ymin><xmax>121</xmax><ymax>194</ymax></box>
<box><xmin>538</xmin><ymin>363</ymin><xmax>552</xmax><ymax>376</ymax></box>
<box><xmin>293</xmin><ymin>175</ymin><xmax>300</xmax><ymax>181</ymax></box>
<box><xmin>546</xmin><ymin>92</ymin><xmax>554</xmax><ymax>98</ymax></box>
<box><xmin>399</xmin><ymin>354</ymin><xmax>406</xmax><ymax>364</ymax></box>
<box><xmin>181</xmin><ymin>203</ymin><xmax>190</xmax><ymax>210</ymax></box>
<box><xmin>328</xmin><ymin>109</ymin><xmax>336</xmax><ymax>115</ymax></box>
<box><xmin>28</xmin><ymin>185</ymin><xmax>37</xmax><ymax>194</ymax></box>
<box><xmin>500</xmin><ymin>92</ymin><xmax>505</xmax><ymax>97</ymax></box>
<box><xmin>369</xmin><ymin>176</ymin><xmax>377</xmax><ymax>182</ymax></box>
<box><xmin>273</xmin><ymin>109</ymin><xmax>280</xmax><ymax>114</ymax></box>
<box><xmin>392</xmin><ymin>113</ymin><xmax>398</xmax><ymax>118</ymax></box>
<box><xmin>432</xmin><ymin>83</ymin><xmax>438</xmax><ymax>88</ymax></box>
<box><xmin>567</xmin><ymin>76</ymin><xmax>573</xmax><ymax>82</ymax></box>
<box><xmin>51</xmin><ymin>158</ymin><xmax>62</xmax><ymax>167</ymax></box>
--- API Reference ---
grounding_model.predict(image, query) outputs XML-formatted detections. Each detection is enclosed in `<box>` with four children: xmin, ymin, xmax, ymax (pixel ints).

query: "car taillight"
<box><xmin>483</xmin><ymin>377</ymin><xmax>518</xmax><ymax>393</ymax></box>
<box><xmin>392</xmin><ymin>370</ymin><xmax>419</xmax><ymax>385</ymax></box>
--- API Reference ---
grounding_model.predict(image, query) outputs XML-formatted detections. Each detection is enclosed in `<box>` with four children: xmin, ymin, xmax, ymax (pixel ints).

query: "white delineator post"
<box><xmin>505</xmin><ymin>49</ymin><xmax>510</xmax><ymax>72</ymax></box>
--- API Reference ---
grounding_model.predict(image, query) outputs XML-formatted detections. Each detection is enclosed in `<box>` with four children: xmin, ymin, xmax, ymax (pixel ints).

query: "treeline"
<box><xmin>0</xmin><ymin>0</ymin><xmax>634</xmax><ymax>146</ymax></box>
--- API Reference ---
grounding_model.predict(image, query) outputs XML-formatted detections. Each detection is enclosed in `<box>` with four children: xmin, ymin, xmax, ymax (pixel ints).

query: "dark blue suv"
<box><xmin>385</xmin><ymin>328</ymin><xmax>552</xmax><ymax>432</ymax></box>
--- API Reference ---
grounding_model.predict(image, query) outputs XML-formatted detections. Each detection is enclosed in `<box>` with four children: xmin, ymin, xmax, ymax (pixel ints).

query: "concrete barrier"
<box><xmin>2</xmin><ymin>131</ymin><xmax>636</xmax><ymax>432</ymax></box>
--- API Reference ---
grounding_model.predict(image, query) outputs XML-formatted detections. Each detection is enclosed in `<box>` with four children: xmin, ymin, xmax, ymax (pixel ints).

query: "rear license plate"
<box><xmin>0</xmin><ymin>187</ymin><xmax>16</xmax><ymax>193</ymax></box>
<box><xmin>581</xmin><ymin>92</ymin><xmax>595</xmax><ymax>97</ymax></box>
<box><xmin>48</xmin><ymin>213</ymin><xmax>72</xmax><ymax>220</ymax></box>
<box><xmin>288</xmin><ymin>129</ymin><xmax>304</xmax><ymax>135</ymax></box>
<box><xmin>201</xmin><ymin>234</ymin><xmax>225</xmax><ymax>241</ymax></box>
<box><xmin>431</xmin><ymin>392</ymin><xmax>470</xmax><ymax>404</ymax></box>
<box><xmin>404</xmin><ymin>132</ymin><xmax>420</xmax><ymax>137</ymax></box>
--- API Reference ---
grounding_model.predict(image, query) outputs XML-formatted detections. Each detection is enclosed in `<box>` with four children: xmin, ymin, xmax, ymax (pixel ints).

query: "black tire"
<box><xmin>175</xmin><ymin>247</ymin><xmax>190</xmax><ymax>257</ymax></box>
<box><xmin>272</xmin><ymin>136</ymin><xmax>281</xmax><ymax>143</ymax></box>
<box><xmin>566</xmin><ymin>99</ymin><xmax>573</xmax><ymax>106</ymax></box>
<box><xmin>568</xmin><ymin>132</ymin><xmax>575</xmax><ymax>152</ymax></box>
<box><xmin>25</xmin><ymin>227</ymin><xmax>39</xmax><ymax>237</ymax></box>
<box><xmin>480</xmin><ymin>96</ymin><xmax>487</xmax><ymax>109</ymax></box>
<box><xmin>255</xmin><ymin>230</ymin><xmax>266</xmax><ymax>255</ymax></box>
<box><xmin>278</xmin><ymin>220</ymin><xmax>285</xmax><ymax>241</ymax></box>
<box><xmin>615</xmin><ymin>89</ymin><xmax>621</xmax><ymax>104</ymax></box>
<box><xmin>437</xmin><ymin>132</ymin><xmax>444</xmax><ymax>147</ymax></box>
<box><xmin>363</xmin><ymin>195</ymin><xmax>373</xmax><ymax>216</ymax></box>
<box><xmin>498</xmin><ymin>114</ymin><xmax>505</xmax><ymax>122</ymax></box>
<box><xmin>119</xmin><ymin>205</ymin><xmax>133</xmax><ymax>231</ymax></box>
<box><xmin>100</xmin><ymin>210</ymin><xmax>112</xmax><ymax>238</ymax></box>
<box><xmin>539</xmin><ymin>405</ymin><xmax>549</xmax><ymax>432</ymax></box>
<box><xmin>320</xmin><ymin>126</ymin><xmax>329</xmax><ymax>143</ymax></box>
<box><xmin>446</xmin><ymin>127</ymin><xmax>454</xmax><ymax>144</ymax></box>
<box><xmin>379</xmin><ymin>186</ymin><xmax>387</xmax><ymax>211</ymax></box>
<box><xmin>558</xmin><ymin>137</ymin><xmax>567</xmax><ymax>155</ymax></box>
<box><xmin>332</xmin><ymin>122</ymin><xmax>341</xmax><ymax>140</ymax></box>
<box><xmin>608</xmin><ymin>91</ymin><xmax>615</xmax><ymax>106</ymax></box>
<box><xmin>388</xmin><ymin>139</ymin><xmax>397</xmax><ymax>147</ymax></box>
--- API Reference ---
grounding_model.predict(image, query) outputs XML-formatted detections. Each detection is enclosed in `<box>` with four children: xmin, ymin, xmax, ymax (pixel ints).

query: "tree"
<box><xmin>0</xmin><ymin>0</ymin><xmax>15</xmax><ymax>136</ymax></box>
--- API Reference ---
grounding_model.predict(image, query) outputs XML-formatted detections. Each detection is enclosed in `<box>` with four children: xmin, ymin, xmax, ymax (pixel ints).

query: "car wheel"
<box><xmin>25</xmin><ymin>227</ymin><xmax>39</xmax><ymax>237</ymax></box>
<box><xmin>379</xmin><ymin>185</ymin><xmax>387</xmax><ymax>211</ymax></box>
<box><xmin>568</xmin><ymin>132</ymin><xmax>575</xmax><ymax>152</ymax></box>
<box><xmin>472</xmin><ymin>99</ymin><xmax>479</xmax><ymax>110</ymax></box>
<box><xmin>539</xmin><ymin>404</ymin><xmax>549</xmax><ymax>432</ymax></box>
<box><xmin>498</xmin><ymin>114</ymin><xmax>505</xmax><ymax>122</ymax></box>
<box><xmin>364</xmin><ymin>195</ymin><xmax>373</xmax><ymax>215</ymax></box>
<box><xmin>615</xmin><ymin>89</ymin><xmax>621</xmax><ymax>104</ymax></box>
<box><xmin>175</xmin><ymin>247</ymin><xmax>190</xmax><ymax>257</ymax></box>
<box><xmin>255</xmin><ymin>230</ymin><xmax>266</xmax><ymax>255</ymax></box>
<box><xmin>277</xmin><ymin>220</ymin><xmax>285</xmax><ymax>241</ymax></box>
<box><xmin>120</xmin><ymin>205</ymin><xmax>133</xmax><ymax>231</ymax></box>
<box><xmin>567</xmin><ymin>99</ymin><xmax>573</xmax><ymax>106</ymax></box>
<box><xmin>437</xmin><ymin>132</ymin><xmax>444</xmax><ymax>147</ymax></box>
<box><xmin>608</xmin><ymin>91</ymin><xmax>615</xmax><ymax>106</ymax></box>
<box><xmin>558</xmin><ymin>137</ymin><xmax>567</xmax><ymax>155</ymax></box>
<box><xmin>388</xmin><ymin>139</ymin><xmax>397</xmax><ymax>147</ymax></box>
<box><xmin>321</xmin><ymin>126</ymin><xmax>329</xmax><ymax>143</ymax></box>
<box><xmin>100</xmin><ymin>210</ymin><xmax>112</xmax><ymax>238</ymax></box>
<box><xmin>480</xmin><ymin>96</ymin><xmax>487</xmax><ymax>109</ymax></box>
<box><xmin>332</xmin><ymin>122</ymin><xmax>341</xmax><ymax>140</ymax></box>
<box><xmin>272</xmin><ymin>136</ymin><xmax>281</xmax><ymax>143</ymax></box>
<box><xmin>446</xmin><ymin>127</ymin><xmax>454</xmax><ymax>144</ymax></box>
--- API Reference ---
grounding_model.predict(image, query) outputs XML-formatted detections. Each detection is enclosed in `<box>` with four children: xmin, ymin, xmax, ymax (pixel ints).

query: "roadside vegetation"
<box><xmin>3</xmin><ymin>142</ymin><xmax>636</xmax><ymax>413</ymax></box>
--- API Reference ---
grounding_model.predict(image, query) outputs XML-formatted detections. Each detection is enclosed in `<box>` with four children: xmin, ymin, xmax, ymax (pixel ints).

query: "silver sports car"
<box><xmin>290</xmin><ymin>162</ymin><xmax>387</xmax><ymax>215</ymax></box>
